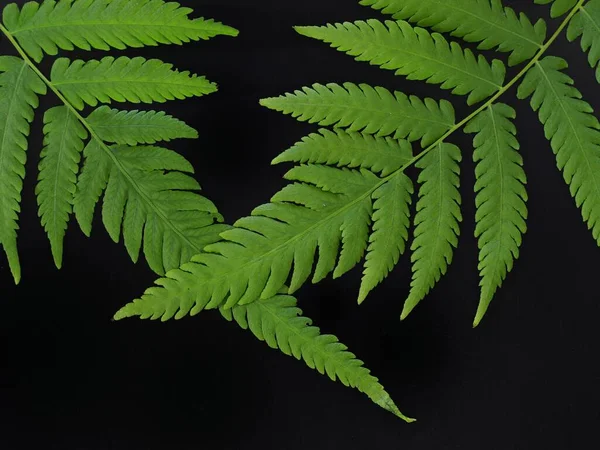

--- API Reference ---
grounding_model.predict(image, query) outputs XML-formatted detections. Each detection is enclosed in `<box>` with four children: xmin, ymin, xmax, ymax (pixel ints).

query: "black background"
<box><xmin>1</xmin><ymin>0</ymin><xmax>600</xmax><ymax>449</ymax></box>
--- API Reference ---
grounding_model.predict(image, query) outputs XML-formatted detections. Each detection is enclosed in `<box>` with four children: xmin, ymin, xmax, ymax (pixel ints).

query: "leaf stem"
<box><xmin>0</xmin><ymin>23</ymin><xmax>206</xmax><ymax>260</ymax></box>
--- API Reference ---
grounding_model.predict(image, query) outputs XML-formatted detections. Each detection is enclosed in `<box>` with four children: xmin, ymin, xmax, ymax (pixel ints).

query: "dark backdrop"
<box><xmin>1</xmin><ymin>1</ymin><xmax>599</xmax><ymax>449</ymax></box>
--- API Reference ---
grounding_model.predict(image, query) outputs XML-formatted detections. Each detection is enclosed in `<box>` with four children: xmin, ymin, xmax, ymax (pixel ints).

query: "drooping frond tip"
<box><xmin>220</xmin><ymin>295</ymin><xmax>415</xmax><ymax>422</ymax></box>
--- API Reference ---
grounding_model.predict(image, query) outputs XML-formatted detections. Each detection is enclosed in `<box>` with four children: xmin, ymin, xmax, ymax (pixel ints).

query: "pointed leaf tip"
<box><xmin>473</xmin><ymin>302</ymin><xmax>490</xmax><ymax>327</ymax></box>
<box><xmin>113</xmin><ymin>306</ymin><xmax>134</xmax><ymax>321</ymax></box>
<box><xmin>375</xmin><ymin>394</ymin><xmax>416</xmax><ymax>423</ymax></box>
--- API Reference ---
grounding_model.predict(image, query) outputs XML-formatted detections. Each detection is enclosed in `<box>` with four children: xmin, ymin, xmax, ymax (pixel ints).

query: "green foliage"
<box><xmin>114</xmin><ymin>164</ymin><xmax>414</xmax><ymax>320</ymax></box>
<box><xmin>359</xmin><ymin>0</ymin><xmax>546</xmax><ymax>65</ymax></box>
<box><xmin>37</xmin><ymin>106</ymin><xmax>88</xmax><ymax>268</ymax></box>
<box><xmin>51</xmin><ymin>56</ymin><xmax>217</xmax><ymax>110</ymax></box>
<box><xmin>296</xmin><ymin>19</ymin><xmax>505</xmax><ymax>104</ymax></box>
<box><xmin>403</xmin><ymin>143</ymin><xmax>462</xmax><ymax>319</ymax></box>
<box><xmin>0</xmin><ymin>0</ymin><xmax>237</xmax><ymax>280</ymax></box>
<box><xmin>517</xmin><ymin>56</ymin><xmax>600</xmax><ymax>244</ymax></box>
<box><xmin>120</xmin><ymin>0</ymin><xmax>600</xmax><ymax>337</ymax></box>
<box><xmin>464</xmin><ymin>104</ymin><xmax>527</xmax><ymax>326</ymax></box>
<box><xmin>221</xmin><ymin>295</ymin><xmax>415</xmax><ymax>422</ymax></box>
<box><xmin>2</xmin><ymin>0</ymin><xmax>238</xmax><ymax>62</ymax></box>
<box><xmin>261</xmin><ymin>82</ymin><xmax>455</xmax><ymax>146</ymax></box>
<box><xmin>1</xmin><ymin>0</ymin><xmax>403</xmax><ymax>423</ymax></box>
<box><xmin>0</xmin><ymin>56</ymin><xmax>46</xmax><ymax>283</ymax></box>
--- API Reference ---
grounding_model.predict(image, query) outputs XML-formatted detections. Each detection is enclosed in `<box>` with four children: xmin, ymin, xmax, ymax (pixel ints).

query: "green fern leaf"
<box><xmin>260</xmin><ymin>82</ymin><xmax>455</xmax><ymax>147</ymax></box>
<box><xmin>36</xmin><ymin>106</ymin><xmax>88</xmax><ymax>268</ymax></box>
<box><xmin>272</xmin><ymin>129</ymin><xmax>412</xmax><ymax>177</ymax></box>
<box><xmin>220</xmin><ymin>294</ymin><xmax>415</xmax><ymax>422</ymax></box>
<box><xmin>113</xmin><ymin>165</ymin><xmax>391</xmax><ymax>321</ymax></box>
<box><xmin>402</xmin><ymin>143</ymin><xmax>462</xmax><ymax>319</ymax></box>
<box><xmin>567</xmin><ymin>0</ymin><xmax>600</xmax><ymax>82</ymax></box>
<box><xmin>296</xmin><ymin>19</ymin><xmax>505</xmax><ymax>105</ymax></box>
<box><xmin>518</xmin><ymin>56</ymin><xmax>600</xmax><ymax>245</ymax></box>
<box><xmin>87</xmin><ymin>106</ymin><xmax>198</xmax><ymax>145</ymax></box>
<box><xmin>51</xmin><ymin>56</ymin><xmax>217</xmax><ymax>110</ymax></box>
<box><xmin>359</xmin><ymin>174</ymin><xmax>413</xmax><ymax>303</ymax></box>
<box><xmin>359</xmin><ymin>0</ymin><xmax>546</xmax><ymax>66</ymax></box>
<box><xmin>535</xmin><ymin>0</ymin><xmax>579</xmax><ymax>18</ymax></box>
<box><xmin>74</xmin><ymin>143</ymin><xmax>225</xmax><ymax>274</ymax></box>
<box><xmin>464</xmin><ymin>103</ymin><xmax>527</xmax><ymax>326</ymax></box>
<box><xmin>0</xmin><ymin>56</ymin><xmax>46</xmax><ymax>283</ymax></box>
<box><xmin>2</xmin><ymin>0</ymin><xmax>238</xmax><ymax>63</ymax></box>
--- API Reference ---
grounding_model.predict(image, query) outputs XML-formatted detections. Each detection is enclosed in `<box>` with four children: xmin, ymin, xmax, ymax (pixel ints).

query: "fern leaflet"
<box><xmin>36</xmin><ymin>106</ymin><xmax>88</xmax><ymax>268</ymax></box>
<box><xmin>87</xmin><ymin>106</ymin><xmax>198</xmax><ymax>145</ymax></box>
<box><xmin>464</xmin><ymin>103</ymin><xmax>527</xmax><ymax>326</ymax></box>
<box><xmin>360</xmin><ymin>173</ymin><xmax>413</xmax><ymax>303</ymax></box>
<box><xmin>296</xmin><ymin>19</ymin><xmax>505</xmax><ymax>105</ymax></box>
<box><xmin>518</xmin><ymin>56</ymin><xmax>600</xmax><ymax>245</ymax></box>
<box><xmin>50</xmin><ymin>56</ymin><xmax>216</xmax><ymax>110</ymax></box>
<box><xmin>220</xmin><ymin>294</ymin><xmax>415</xmax><ymax>422</ymax></box>
<box><xmin>402</xmin><ymin>143</ymin><xmax>462</xmax><ymax>319</ymax></box>
<box><xmin>2</xmin><ymin>0</ymin><xmax>238</xmax><ymax>62</ymax></box>
<box><xmin>0</xmin><ymin>56</ymin><xmax>46</xmax><ymax>282</ymax></box>
<box><xmin>359</xmin><ymin>0</ymin><xmax>546</xmax><ymax>65</ymax></box>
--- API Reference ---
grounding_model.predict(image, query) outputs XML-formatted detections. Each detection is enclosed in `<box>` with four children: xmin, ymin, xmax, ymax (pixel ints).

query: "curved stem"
<box><xmin>0</xmin><ymin>23</ymin><xmax>206</xmax><ymax>256</ymax></box>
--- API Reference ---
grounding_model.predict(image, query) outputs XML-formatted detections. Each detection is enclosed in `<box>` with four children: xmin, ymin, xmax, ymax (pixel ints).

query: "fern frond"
<box><xmin>36</xmin><ymin>106</ymin><xmax>88</xmax><ymax>268</ymax></box>
<box><xmin>87</xmin><ymin>106</ymin><xmax>198</xmax><ymax>145</ymax></box>
<box><xmin>260</xmin><ymin>82</ymin><xmax>455</xmax><ymax>147</ymax></box>
<box><xmin>272</xmin><ymin>129</ymin><xmax>412</xmax><ymax>177</ymax></box>
<box><xmin>359</xmin><ymin>174</ymin><xmax>413</xmax><ymax>303</ymax></box>
<box><xmin>74</xmin><ymin>144</ymin><xmax>226</xmax><ymax>274</ymax></box>
<box><xmin>0</xmin><ymin>56</ymin><xmax>46</xmax><ymax>283</ymax></box>
<box><xmin>518</xmin><ymin>56</ymin><xmax>600</xmax><ymax>243</ymax></box>
<box><xmin>296</xmin><ymin>19</ymin><xmax>505</xmax><ymax>105</ymax></box>
<box><xmin>114</xmin><ymin>164</ymin><xmax>417</xmax><ymax>321</ymax></box>
<box><xmin>2</xmin><ymin>0</ymin><xmax>238</xmax><ymax>63</ymax></box>
<box><xmin>535</xmin><ymin>0</ymin><xmax>579</xmax><ymax>18</ymax></box>
<box><xmin>402</xmin><ymin>143</ymin><xmax>461</xmax><ymax>319</ymax></box>
<box><xmin>567</xmin><ymin>0</ymin><xmax>600</xmax><ymax>82</ymax></box>
<box><xmin>51</xmin><ymin>56</ymin><xmax>217</xmax><ymax>110</ymax></box>
<box><xmin>464</xmin><ymin>103</ymin><xmax>527</xmax><ymax>326</ymax></box>
<box><xmin>220</xmin><ymin>294</ymin><xmax>415</xmax><ymax>422</ymax></box>
<box><xmin>359</xmin><ymin>0</ymin><xmax>546</xmax><ymax>66</ymax></box>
